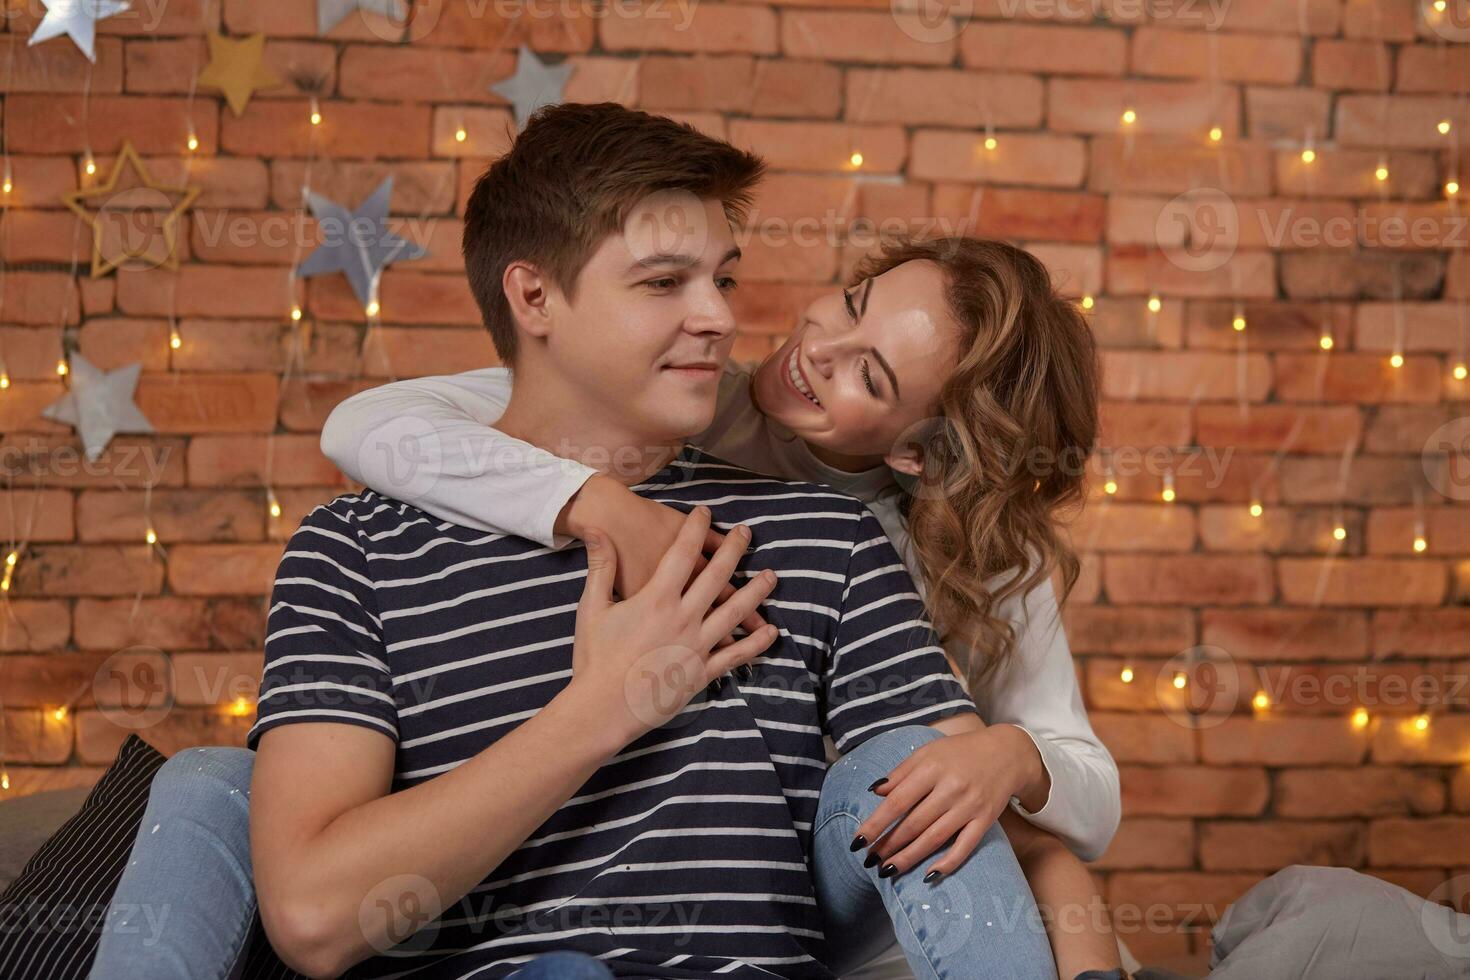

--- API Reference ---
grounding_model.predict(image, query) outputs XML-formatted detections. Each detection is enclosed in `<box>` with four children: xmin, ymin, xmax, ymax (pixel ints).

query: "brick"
<box><xmin>1278</xmin><ymin>557</ymin><xmax>1446</xmax><ymax>606</ymax></box>
<box><xmin>1185</xmin><ymin>0</ymin><xmax>1341</xmax><ymax>34</ymax></box>
<box><xmin>1187</xmin><ymin>301</ymin><xmax>1353</xmax><ymax>351</ymax></box>
<box><xmin>1200</xmin><ymin>716</ymin><xmax>1370</xmax><ymax>766</ymax></box>
<box><xmin>116</xmin><ymin>265</ymin><xmax>294</xmax><ymax>319</ymax></box>
<box><xmin>1277</xmin><ymin>768</ymin><xmax>1445</xmax><ymax>818</ymax></box>
<box><xmin>165</xmin><ymin>544</ymin><xmax>283</xmax><ymax>596</ymax></box>
<box><xmin>1087</xmin><ymin>299</ymin><xmax>1185</xmax><ymax>349</ymax></box>
<box><xmin>1368</xmin><ymin>818</ymin><xmax>1470</xmax><ymax>866</ymax></box>
<box><xmin>1068</xmin><ymin>503</ymin><xmax>1195</xmax><ymax>551</ymax></box>
<box><xmin>1100</xmin><ymin>351</ymin><xmax>1272</xmax><ymax>401</ymax></box>
<box><xmin>1368</xmin><ymin>509</ymin><xmax>1470</xmax><ymax>556</ymax></box>
<box><xmin>1120</xmin><ymin>767</ymin><xmax>1269</xmax><ymax>817</ymax></box>
<box><xmin>910</xmin><ymin>131</ymin><xmax>1087</xmax><ymax>187</ymax></box>
<box><xmin>1049</xmin><ymin>79</ymin><xmax>1241</xmax><ymax>136</ymax></box>
<box><xmin>1365</xmin><ymin>406</ymin><xmax>1469</xmax><ymax>453</ymax></box>
<box><xmin>728</xmin><ymin>120</ymin><xmax>905</xmax><ymax>174</ymax></box>
<box><xmin>222</xmin><ymin>100</ymin><xmax>431</xmax><ymax>159</ymax></box>
<box><xmin>1092</xmin><ymin>818</ymin><xmax>1194</xmax><ymax>870</ymax></box>
<box><xmin>1026</xmin><ymin>243</ymin><xmax>1103</xmax><ymax>298</ymax></box>
<box><xmin>0</xmin><ymin>434</ymin><xmax>186</xmax><ymax>490</ymax></box>
<box><xmin>1198</xmin><ymin>506</ymin><xmax>1365</xmax><ymax>556</ymax></box>
<box><xmin>0</xmin><ymin>600</ymin><xmax>72</xmax><ymax>652</ymax></box>
<box><xmin>1274</xmin><ymin>353</ymin><xmax>1441</xmax><ymax>403</ymax></box>
<box><xmin>1063</xmin><ymin>607</ymin><xmax>1196</xmax><ymax>655</ymax></box>
<box><xmin>5</xmin><ymin>95</ymin><xmax>216</xmax><ymax>154</ymax></box>
<box><xmin>73</xmin><ymin>597</ymin><xmax>264</xmax><ymax>651</ymax></box>
<box><xmin>1</xmin><ymin>710</ymin><xmax>73</xmax><ymax>764</ymax></box>
<box><xmin>1202</xmin><ymin>609</ymin><xmax>1370</xmax><ymax>661</ymax></box>
<box><xmin>2</xmin><ymin>272</ymin><xmax>82</xmax><ymax>325</ymax></box>
<box><xmin>603</xmin><ymin>3</ymin><xmax>777</xmax><ymax>54</ymax></box>
<box><xmin>1133</xmin><ymin>28</ymin><xmax>1302</xmax><ymax>85</ymax></box>
<box><xmin>1090</xmin><ymin>712</ymin><xmax>1197</xmax><ymax>764</ymax></box>
<box><xmin>1</xmin><ymin>35</ymin><xmax>123</xmax><ymax>93</ymax></box>
<box><xmin>1336</xmin><ymin>94</ymin><xmax>1470</xmax><ymax>148</ymax></box>
<box><xmin>1344</xmin><ymin>0</ymin><xmax>1419</xmax><ymax>40</ymax></box>
<box><xmin>1312</xmin><ymin>39</ymin><xmax>1392</xmax><ymax>90</ymax></box>
<box><xmin>14</xmin><ymin>545</ymin><xmax>165</xmax><ymax>596</ymax></box>
<box><xmin>1397</xmin><ymin>44</ymin><xmax>1470</xmax><ymax>93</ymax></box>
<box><xmin>959</xmin><ymin>23</ymin><xmax>1125</xmax><ymax>76</ymax></box>
<box><xmin>1357</xmin><ymin>303</ymin><xmax>1469</xmax><ymax>352</ymax></box>
<box><xmin>1372</xmin><ymin>715</ymin><xmax>1470</xmax><ymax>765</ymax></box>
<box><xmin>338</xmin><ymin>45</ymin><xmax>515</xmax><ymax>103</ymax></box>
<box><xmin>1106</xmin><ymin>555</ymin><xmax>1273</xmax><ymax>605</ymax></box>
<box><xmin>1200</xmin><ymin>821</ymin><xmax>1364</xmax><ymax>870</ymax></box>
<box><xmin>780</xmin><ymin>10</ymin><xmax>951</xmax><ymax>64</ymax></box>
<box><xmin>135</xmin><ymin>374</ymin><xmax>280</xmax><ymax>434</ymax></box>
<box><xmin>271</xmin><ymin>160</ymin><xmax>458</xmax><ymax>214</ymax></box>
<box><xmin>1374</xmin><ymin>609</ymin><xmax>1470</xmax><ymax>658</ymax></box>
<box><xmin>1195</xmin><ymin>405</ymin><xmax>1361</xmax><ymax>453</ymax></box>
<box><xmin>1279</xmin><ymin>456</ymin><xmax>1444</xmax><ymax>507</ymax></box>
<box><xmin>361</xmin><ymin>327</ymin><xmax>498</xmax><ymax>379</ymax></box>
<box><xmin>1098</xmin><ymin>401</ymin><xmax>1191</xmax><ymax>448</ymax></box>
<box><xmin>78</xmin><ymin>489</ymin><xmax>265</xmax><ymax>543</ymax></box>
<box><xmin>844</xmin><ymin>69</ymin><xmax>1043</xmax><ymax>128</ymax></box>
<box><xmin>1244</xmin><ymin>86</ymin><xmax>1331</xmax><ymax>141</ymax></box>
<box><xmin>1274</xmin><ymin>149</ymin><xmax>1440</xmax><ymax>199</ymax></box>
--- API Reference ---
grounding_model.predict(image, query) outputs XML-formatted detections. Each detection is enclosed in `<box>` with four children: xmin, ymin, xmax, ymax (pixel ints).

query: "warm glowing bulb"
<box><xmin>229</xmin><ymin>695</ymin><xmax>251</xmax><ymax>716</ymax></box>
<box><xmin>310</xmin><ymin>109</ymin><xmax>323</xmax><ymax>126</ymax></box>
<box><xmin>268</xmin><ymin>492</ymin><xmax>282</xmax><ymax>519</ymax></box>
<box><xmin>145</xmin><ymin>528</ymin><xmax>157</xmax><ymax>545</ymax></box>
<box><xmin>1390</xmin><ymin>352</ymin><xmax>1404</xmax><ymax>368</ymax></box>
<box><xmin>7</xmin><ymin>552</ymin><xmax>18</xmax><ymax>568</ymax></box>
<box><xmin>56</xmin><ymin>359</ymin><xmax>68</xmax><ymax>377</ymax></box>
<box><xmin>1301</xmin><ymin>148</ymin><xmax>1316</xmax><ymax>164</ymax></box>
<box><xmin>1249</xmin><ymin>501</ymin><xmax>1263</xmax><ymax>518</ymax></box>
<box><xmin>1161</xmin><ymin>487</ymin><xmax>1176</xmax><ymax>503</ymax></box>
<box><xmin>1351</xmin><ymin>707</ymin><xmax>1370</xmax><ymax>729</ymax></box>
<box><xmin>169</xmin><ymin>330</ymin><xmax>182</xmax><ymax>350</ymax></box>
<box><xmin>849</xmin><ymin>151</ymin><xmax>863</xmax><ymax>168</ymax></box>
<box><xmin>1412</xmin><ymin>713</ymin><xmax>1430</xmax><ymax>732</ymax></box>
<box><xmin>1319</xmin><ymin>334</ymin><xmax>1334</xmax><ymax>351</ymax></box>
<box><xmin>1438</xmin><ymin>119</ymin><xmax>1451</xmax><ymax>135</ymax></box>
<box><xmin>1413</xmin><ymin>535</ymin><xmax>1428</xmax><ymax>553</ymax></box>
<box><xmin>983</xmin><ymin>136</ymin><xmax>997</xmax><ymax>151</ymax></box>
<box><xmin>1147</xmin><ymin>295</ymin><xmax>1162</xmax><ymax>313</ymax></box>
<box><xmin>1172</xmin><ymin>672</ymin><xmax>1188</xmax><ymax>690</ymax></box>
<box><xmin>187</xmin><ymin>134</ymin><xmax>199</xmax><ymax>152</ymax></box>
<box><xmin>1080</xmin><ymin>295</ymin><xmax>1094</xmax><ymax>310</ymax></box>
<box><xmin>0</xmin><ymin>771</ymin><xmax>8</xmax><ymax>791</ymax></box>
<box><xmin>1103</xmin><ymin>478</ymin><xmax>1118</xmax><ymax>495</ymax></box>
<box><xmin>1434</xmin><ymin>0</ymin><xmax>1447</xmax><ymax>11</ymax></box>
<box><xmin>1252</xmin><ymin>690</ymin><xmax>1270</xmax><ymax>711</ymax></box>
<box><xmin>1120</xmin><ymin>666</ymin><xmax>1134</xmax><ymax>684</ymax></box>
<box><xmin>52</xmin><ymin>706</ymin><xmax>67</xmax><ymax>722</ymax></box>
<box><xmin>84</xmin><ymin>158</ymin><xmax>96</xmax><ymax>176</ymax></box>
<box><xmin>1</xmin><ymin>373</ymin><xmax>10</xmax><ymax>389</ymax></box>
<box><xmin>1333</xmin><ymin>525</ymin><xmax>1347</xmax><ymax>541</ymax></box>
<box><xmin>455</xmin><ymin>127</ymin><xmax>467</xmax><ymax>143</ymax></box>
<box><xmin>1447</xmin><ymin>180</ymin><xmax>1460</xmax><ymax>197</ymax></box>
<box><xmin>1232</xmin><ymin>314</ymin><xmax>1246</xmax><ymax>332</ymax></box>
<box><xmin>2</xmin><ymin>177</ymin><xmax>12</xmax><ymax>194</ymax></box>
<box><xmin>1454</xmin><ymin>362</ymin><xmax>1468</xmax><ymax>381</ymax></box>
<box><xmin>1121</xmin><ymin>108</ymin><xmax>1136</xmax><ymax>125</ymax></box>
<box><xmin>366</xmin><ymin>299</ymin><xmax>380</xmax><ymax>317</ymax></box>
<box><xmin>290</xmin><ymin>306</ymin><xmax>303</xmax><ymax>322</ymax></box>
<box><xmin>1375</xmin><ymin>165</ymin><xmax>1389</xmax><ymax>182</ymax></box>
<box><xmin>1208</xmin><ymin>125</ymin><xmax>1222</xmax><ymax>142</ymax></box>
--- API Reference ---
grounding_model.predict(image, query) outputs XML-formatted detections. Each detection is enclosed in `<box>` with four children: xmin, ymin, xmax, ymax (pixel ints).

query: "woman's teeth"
<box><xmin>787</xmin><ymin>348</ymin><xmax>821</xmax><ymax>407</ymax></box>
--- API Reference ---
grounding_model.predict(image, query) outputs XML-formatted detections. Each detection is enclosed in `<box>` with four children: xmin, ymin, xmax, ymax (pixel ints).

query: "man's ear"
<box><xmin>503</xmin><ymin>260</ymin><xmax>554</xmax><ymax>340</ymax></box>
<box><xmin>884</xmin><ymin>439</ymin><xmax>924</xmax><ymax>478</ymax></box>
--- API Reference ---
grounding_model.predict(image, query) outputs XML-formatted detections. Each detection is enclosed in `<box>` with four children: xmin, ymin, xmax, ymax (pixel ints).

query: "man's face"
<box><xmin>543</xmin><ymin>193</ymin><xmax>741</xmax><ymax>446</ymax></box>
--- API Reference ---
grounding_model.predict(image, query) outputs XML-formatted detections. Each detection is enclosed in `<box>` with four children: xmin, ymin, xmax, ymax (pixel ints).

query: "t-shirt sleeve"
<box><xmin>820</xmin><ymin>506</ymin><xmax>979</xmax><ymax>754</ymax></box>
<box><xmin>246</xmin><ymin>504</ymin><xmax>399</xmax><ymax>751</ymax></box>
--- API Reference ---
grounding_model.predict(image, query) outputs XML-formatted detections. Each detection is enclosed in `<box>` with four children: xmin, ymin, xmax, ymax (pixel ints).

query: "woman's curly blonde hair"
<box><xmin>853</xmin><ymin>237</ymin><xmax>1100</xmax><ymax>690</ymax></box>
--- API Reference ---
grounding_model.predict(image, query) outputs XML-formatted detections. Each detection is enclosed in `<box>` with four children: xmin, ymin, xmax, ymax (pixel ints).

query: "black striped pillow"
<box><xmin>0</xmin><ymin>734</ymin><xmax>168</xmax><ymax>980</ymax></box>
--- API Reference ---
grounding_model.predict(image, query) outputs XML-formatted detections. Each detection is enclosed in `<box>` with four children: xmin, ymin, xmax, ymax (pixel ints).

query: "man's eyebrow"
<box><xmin>872</xmin><ymin>346</ymin><xmax>900</xmax><ymax>401</ymax></box>
<box><xmin>627</xmin><ymin>246</ymin><xmax>742</xmax><ymax>275</ymax></box>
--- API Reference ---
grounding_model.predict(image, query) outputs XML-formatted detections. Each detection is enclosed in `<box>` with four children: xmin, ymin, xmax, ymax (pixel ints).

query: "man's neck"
<box><xmin>495</xmin><ymin>382</ymin><xmax>683</xmax><ymax>488</ymax></box>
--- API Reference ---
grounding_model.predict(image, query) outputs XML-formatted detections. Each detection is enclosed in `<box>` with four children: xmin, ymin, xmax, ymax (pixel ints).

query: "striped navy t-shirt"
<box><xmin>247</xmin><ymin>444</ymin><xmax>977</xmax><ymax>979</ymax></box>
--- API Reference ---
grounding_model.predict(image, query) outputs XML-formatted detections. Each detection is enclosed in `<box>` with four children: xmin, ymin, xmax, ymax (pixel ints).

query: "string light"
<box><xmin>187</xmin><ymin>132</ymin><xmax>199</xmax><ymax>152</ymax></box>
<box><xmin>1375</xmin><ymin>162</ymin><xmax>1389</xmax><ymax>183</ymax></box>
<box><xmin>1172</xmin><ymin>671</ymin><xmax>1188</xmax><ymax>690</ymax></box>
<box><xmin>365</xmin><ymin>299</ymin><xmax>381</xmax><ymax>318</ymax></box>
<box><xmin>1161</xmin><ymin>470</ymin><xmax>1176</xmax><ymax>503</ymax></box>
<box><xmin>1412</xmin><ymin>713</ymin><xmax>1430</xmax><ymax>732</ymax></box>
<box><xmin>84</xmin><ymin>155</ymin><xmax>97</xmax><ymax>177</ymax></box>
<box><xmin>1147</xmin><ymin>294</ymin><xmax>1162</xmax><ymax>314</ymax></box>
<box><xmin>1300</xmin><ymin>147</ymin><xmax>1316</xmax><ymax>164</ymax></box>
<box><xmin>1413</xmin><ymin>533</ymin><xmax>1428</xmax><ymax>553</ymax></box>
<box><xmin>1</xmin><ymin>550</ymin><xmax>18</xmax><ymax>593</ymax></box>
<box><xmin>1319</xmin><ymin>330</ymin><xmax>1334</xmax><ymax>351</ymax></box>
<box><xmin>848</xmin><ymin>150</ymin><xmax>864</xmax><ymax>169</ymax></box>
<box><xmin>1438</xmin><ymin>119</ymin><xmax>1451</xmax><ymax>136</ymax></box>
<box><xmin>1389</xmin><ymin>351</ymin><xmax>1404</xmax><ymax>368</ymax></box>
<box><xmin>1249</xmin><ymin>500</ymin><xmax>1263</xmax><ymax>518</ymax></box>
<box><xmin>1121</xmin><ymin>107</ymin><xmax>1137</xmax><ymax>126</ymax></box>
<box><xmin>1103</xmin><ymin>476</ymin><xmax>1118</xmax><ymax>495</ymax></box>
<box><xmin>145</xmin><ymin>527</ymin><xmax>157</xmax><ymax>546</ymax></box>
<box><xmin>1332</xmin><ymin>524</ymin><xmax>1347</xmax><ymax>542</ymax></box>
<box><xmin>1208</xmin><ymin>125</ymin><xmax>1223</xmax><ymax>142</ymax></box>
<box><xmin>983</xmin><ymin>136</ymin><xmax>997</xmax><ymax>151</ymax></box>
<box><xmin>228</xmin><ymin>695</ymin><xmax>252</xmax><ymax>717</ymax></box>
<box><xmin>169</xmin><ymin>327</ymin><xmax>182</xmax><ymax>351</ymax></box>
<box><xmin>1351</xmin><ymin>707</ymin><xmax>1370</xmax><ymax>730</ymax></box>
<box><xmin>1</xmin><ymin>164</ymin><xmax>12</xmax><ymax>196</ymax></box>
<box><xmin>309</xmin><ymin>96</ymin><xmax>323</xmax><ymax>127</ymax></box>
<box><xmin>1252</xmin><ymin>690</ymin><xmax>1270</xmax><ymax>712</ymax></box>
<box><xmin>1447</xmin><ymin>180</ymin><xmax>1460</xmax><ymax>198</ymax></box>
<box><xmin>1453</xmin><ymin>361</ymin><xmax>1468</xmax><ymax>381</ymax></box>
<box><xmin>51</xmin><ymin>706</ymin><xmax>67</xmax><ymax>722</ymax></box>
<box><xmin>1232</xmin><ymin>311</ymin><xmax>1247</xmax><ymax>332</ymax></box>
<box><xmin>1080</xmin><ymin>294</ymin><xmax>1094</xmax><ymax>310</ymax></box>
<box><xmin>455</xmin><ymin>126</ymin><xmax>467</xmax><ymax>143</ymax></box>
<box><xmin>268</xmin><ymin>489</ymin><xmax>282</xmax><ymax>519</ymax></box>
<box><xmin>290</xmin><ymin>305</ymin><xmax>303</xmax><ymax>322</ymax></box>
<box><xmin>56</xmin><ymin>358</ymin><xmax>68</xmax><ymax>378</ymax></box>
<box><xmin>1433</xmin><ymin>0</ymin><xmax>1446</xmax><ymax>11</ymax></box>
<box><xmin>0</xmin><ymin>771</ymin><xmax>8</xmax><ymax>792</ymax></box>
<box><xmin>1119</xmin><ymin>665</ymin><xmax>1135</xmax><ymax>684</ymax></box>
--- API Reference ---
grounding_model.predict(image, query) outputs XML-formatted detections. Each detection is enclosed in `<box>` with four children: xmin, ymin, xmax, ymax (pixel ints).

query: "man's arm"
<box><xmin>252</xmin><ymin>698</ymin><xmax>622</xmax><ymax>978</ymax></box>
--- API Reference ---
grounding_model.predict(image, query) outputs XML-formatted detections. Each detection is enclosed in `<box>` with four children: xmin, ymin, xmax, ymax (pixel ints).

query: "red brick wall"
<box><xmin>2</xmin><ymin>0</ymin><xmax>1469</xmax><ymax>962</ymax></box>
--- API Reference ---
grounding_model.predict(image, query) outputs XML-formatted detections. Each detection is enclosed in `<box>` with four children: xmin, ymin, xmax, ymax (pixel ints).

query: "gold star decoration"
<box><xmin>196</xmin><ymin>31</ymin><xmax>281</xmax><ymax>117</ymax></box>
<box><xmin>62</xmin><ymin>142</ymin><xmax>200</xmax><ymax>278</ymax></box>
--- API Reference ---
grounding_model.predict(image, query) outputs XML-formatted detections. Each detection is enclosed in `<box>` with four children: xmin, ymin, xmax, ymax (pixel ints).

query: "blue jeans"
<box><xmin>88</xmin><ymin>726</ymin><xmax>1052</xmax><ymax>979</ymax></box>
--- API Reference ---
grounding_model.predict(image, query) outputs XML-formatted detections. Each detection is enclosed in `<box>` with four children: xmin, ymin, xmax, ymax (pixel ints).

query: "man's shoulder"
<box><xmin>676</xmin><ymin>447</ymin><xmax>872</xmax><ymax>515</ymax></box>
<box><xmin>290</xmin><ymin>489</ymin><xmax>529</xmax><ymax>554</ymax></box>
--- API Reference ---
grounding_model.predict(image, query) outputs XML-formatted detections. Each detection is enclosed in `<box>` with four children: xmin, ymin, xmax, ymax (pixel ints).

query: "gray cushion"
<box><xmin>0</xmin><ymin>786</ymin><xmax>91</xmax><ymax>892</ymax></box>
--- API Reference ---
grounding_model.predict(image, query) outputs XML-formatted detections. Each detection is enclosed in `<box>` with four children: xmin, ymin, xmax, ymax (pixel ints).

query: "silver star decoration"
<box><xmin>29</xmin><ymin>0</ymin><xmax>131</xmax><ymax>62</ymax></box>
<box><xmin>316</xmin><ymin>0</ymin><xmax>406</xmax><ymax>34</ymax></box>
<box><xmin>42</xmin><ymin>354</ymin><xmax>154</xmax><ymax>462</ymax></box>
<box><xmin>295</xmin><ymin>177</ymin><xmax>427</xmax><ymax>309</ymax></box>
<box><xmin>491</xmin><ymin>46</ymin><xmax>575</xmax><ymax>130</ymax></box>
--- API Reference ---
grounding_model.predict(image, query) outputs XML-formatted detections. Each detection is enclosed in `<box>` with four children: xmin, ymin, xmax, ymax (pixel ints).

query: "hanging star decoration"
<box><xmin>42</xmin><ymin>355</ymin><xmax>155</xmax><ymax>462</ymax></box>
<box><xmin>62</xmin><ymin>141</ymin><xmax>200</xmax><ymax>278</ymax></box>
<box><xmin>316</xmin><ymin>0</ymin><xmax>406</xmax><ymax>34</ymax></box>
<box><xmin>28</xmin><ymin>0</ymin><xmax>130</xmax><ymax>62</ymax></box>
<box><xmin>491</xmin><ymin>45</ymin><xmax>575</xmax><ymax>130</ymax></box>
<box><xmin>195</xmin><ymin>32</ymin><xmax>281</xmax><ymax>117</ymax></box>
<box><xmin>295</xmin><ymin>177</ymin><xmax>427</xmax><ymax>310</ymax></box>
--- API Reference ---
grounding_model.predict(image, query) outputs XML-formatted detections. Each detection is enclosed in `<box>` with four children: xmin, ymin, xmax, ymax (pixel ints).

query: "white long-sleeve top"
<box><xmin>319</xmin><ymin>361</ymin><xmax>1121</xmax><ymax>862</ymax></box>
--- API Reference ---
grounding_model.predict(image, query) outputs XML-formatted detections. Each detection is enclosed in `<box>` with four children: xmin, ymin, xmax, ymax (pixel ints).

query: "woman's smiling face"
<box><xmin>751</xmin><ymin>259</ymin><xmax>962</xmax><ymax>467</ymax></box>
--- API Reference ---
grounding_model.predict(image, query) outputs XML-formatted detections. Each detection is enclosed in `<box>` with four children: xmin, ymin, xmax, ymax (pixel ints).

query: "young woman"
<box><xmin>318</xmin><ymin>236</ymin><xmax>1124</xmax><ymax>977</ymax></box>
<box><xmin>88</xmin><ymin>236</ymin><xmax>1126</xmax><ymax>980</ymax></box>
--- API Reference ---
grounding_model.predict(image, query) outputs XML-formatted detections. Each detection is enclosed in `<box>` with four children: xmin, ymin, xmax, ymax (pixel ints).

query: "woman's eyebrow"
<box><xmin>872</xmin><ymin>347</ymin><xmax>900</xmax><ymax>400</ymax></box>
<box><xmin>860</xmin><ymin>276</ymin><xmax>873</xmax><ymax>316</ymax></box>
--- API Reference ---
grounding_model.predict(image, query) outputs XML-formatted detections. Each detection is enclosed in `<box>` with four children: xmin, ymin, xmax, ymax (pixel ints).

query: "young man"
<box><xmin>244</xmin><ymin>103</ymin><xmax>1053</xmax><ymax>979</ymax></box>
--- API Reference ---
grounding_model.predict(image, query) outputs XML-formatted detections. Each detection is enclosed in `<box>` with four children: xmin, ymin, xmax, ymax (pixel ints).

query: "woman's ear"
<box><xmin>884</xmin><ymin>441</ymin><xmax>924</xmax><ymax>478</ymax></box>
<box><xmin>503</xmin><ymin>261</ymin><xmax>552</xmax><ymax>340</ymax></box>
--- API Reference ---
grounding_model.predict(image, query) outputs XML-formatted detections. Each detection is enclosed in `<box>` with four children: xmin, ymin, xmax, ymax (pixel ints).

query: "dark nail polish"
<box><xmin>866</xmin><ymin>777</ymin><xmax>888</xmax><ymax>792</ymax></box>
<box><xmin>878</xmin><ymin>863</ymin><xmax>897</xmax><ymax>879</ymax></box>
<box><xmin>862</xmin><ymin>851</ymin><xmax>880</xmax><ymax>869</ymax></box>
<box><xmin>849</xmin><ymin>834</ymin><xmax>867</xmax><ymax>852</ymax></box>
<box><xmin>923</xmin><ymin>869</ymin><xmax>942</xmax><ymax>884</ymax></box>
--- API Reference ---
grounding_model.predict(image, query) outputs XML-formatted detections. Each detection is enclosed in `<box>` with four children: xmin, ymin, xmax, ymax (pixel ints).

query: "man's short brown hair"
<box><xmin>462</xmin><ymin>102</ymin><xmax>766</xmax><ymax>366</ymax></box>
